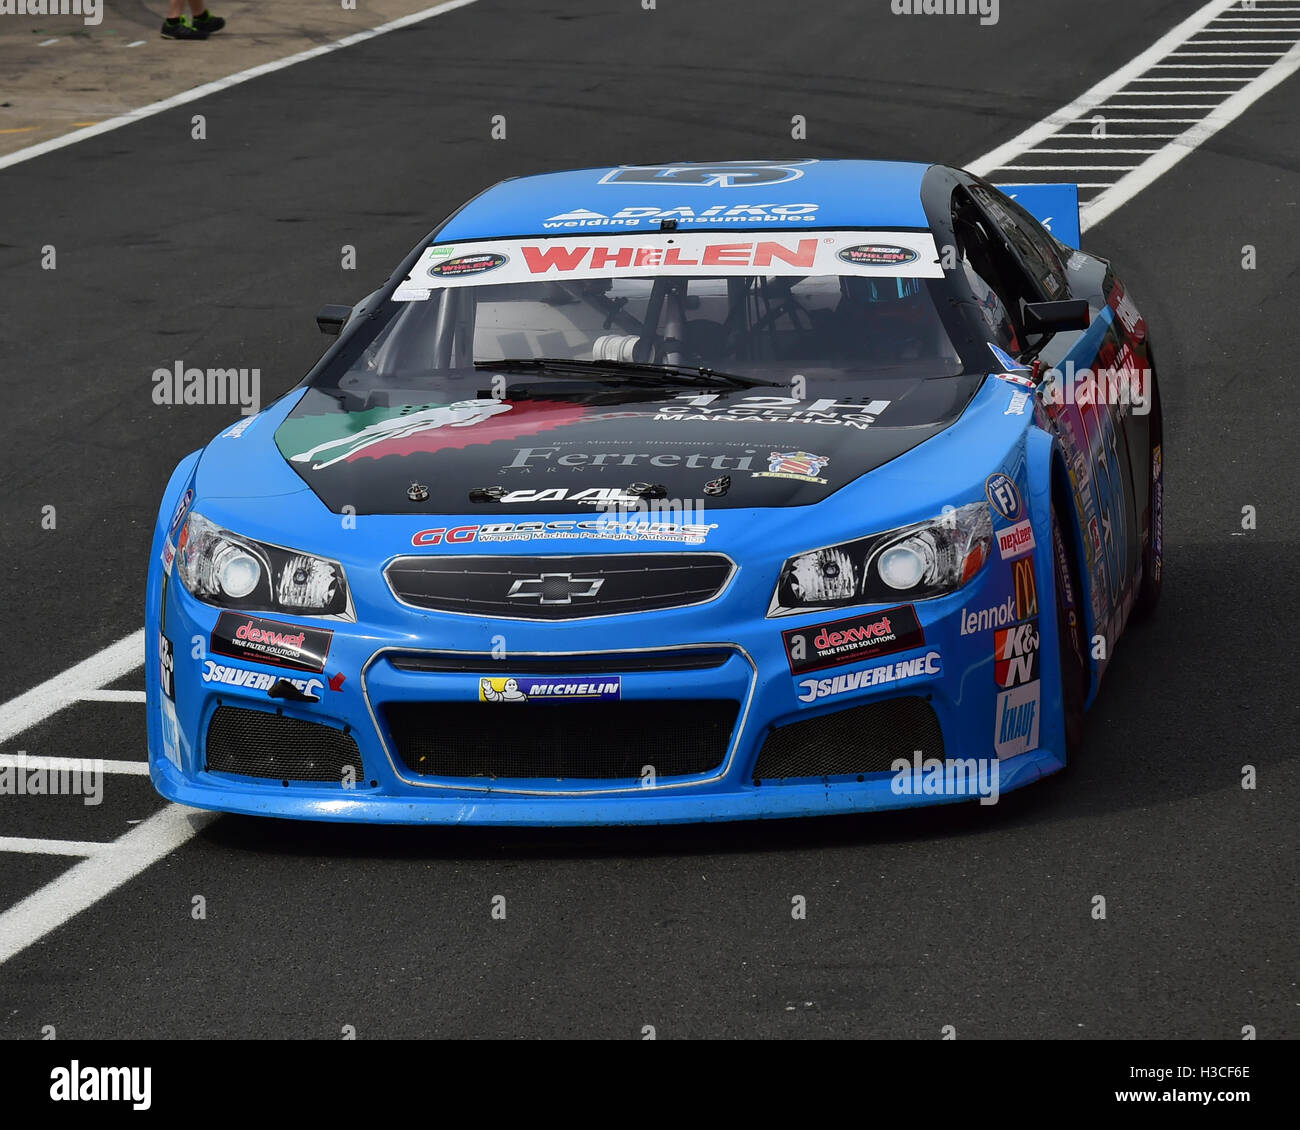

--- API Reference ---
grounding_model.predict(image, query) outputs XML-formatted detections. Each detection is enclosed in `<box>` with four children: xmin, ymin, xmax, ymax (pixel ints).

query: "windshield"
<box><xmin>320</xmin><ymin>231</ymin><xmax>974</xmax><ymax>398</ymax></box>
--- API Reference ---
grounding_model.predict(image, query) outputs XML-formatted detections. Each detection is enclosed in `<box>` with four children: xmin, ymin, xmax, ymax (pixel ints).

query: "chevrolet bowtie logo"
<box><xmin>506</xmin><ymin>573</ymin><xmax>606</xmax><ymax>605</ymax></box>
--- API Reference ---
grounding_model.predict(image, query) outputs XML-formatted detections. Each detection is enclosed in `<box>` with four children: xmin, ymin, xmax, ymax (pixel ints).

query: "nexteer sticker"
<box><xmin>394</xmin><ymin>229</ymin><xmax>945</xmax><ymax>298</ymax></box>
<box><xmin>210</xmin><ymin>613</ymin><xmax>333</xmax><ymax>673</ymax></box>
<box><xmin>997</xmin><ymin>519</ymin><xmax>1036</xmax><ymax>560</ymax></box>
<box><xmin>479</xmin><ymin>676</ymin><xmax>621</xmax><ymax>703</ymax></box>
<box><xmin>783</xmin><ymin>605</ymin><xmax>924</xmax><ymax>676</ymax></box>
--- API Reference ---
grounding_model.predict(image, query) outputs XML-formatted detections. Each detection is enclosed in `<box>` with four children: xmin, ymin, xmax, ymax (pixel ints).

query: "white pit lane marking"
<box><xmin>0</xmin><ymin>838</ymin><xmax>113</xmax><ymax>858</ymax></box>
<box><xmin>0</xmin><ymin>0</ymin><xmax>483</xmax><ymax>172</ymax></box>
<box><xmin>0</xmin><ymin>0</ymin><xmax>1292</xmax><ymax>968</ymax></box>
<box><xmin>969</xmin><ymin>0</ymin><xmax>1300</xmax><ymax>221</ymax></box>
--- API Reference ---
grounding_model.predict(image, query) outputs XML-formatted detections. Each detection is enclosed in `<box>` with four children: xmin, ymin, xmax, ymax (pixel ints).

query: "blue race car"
<box><xmin>146</xmin><ymin>159</ymin><xmax>1163</xmax><ymax>824</ymax></box>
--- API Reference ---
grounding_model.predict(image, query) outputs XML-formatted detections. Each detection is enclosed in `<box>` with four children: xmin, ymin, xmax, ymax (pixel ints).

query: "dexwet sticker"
<box><xmin>783</xmin><ymin>605</ymin><xmax>925</xmax><ymax>675</ymax></box>
<box><xmin>210</xmin><ymin>613</ymin><xmax>333</xmax><ymax>673</ymax></box>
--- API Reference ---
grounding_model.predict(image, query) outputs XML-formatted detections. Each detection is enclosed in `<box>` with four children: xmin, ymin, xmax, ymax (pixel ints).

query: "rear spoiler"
<box><xmin>995</xmin><ymin>183</ymin><xmax>1081</xmax><ymax>249</ymax></box>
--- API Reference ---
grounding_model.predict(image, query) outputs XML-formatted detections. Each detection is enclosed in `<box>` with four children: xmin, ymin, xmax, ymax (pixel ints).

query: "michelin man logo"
<box><xmin>481</xmin><ymin>677</ymin><xmax>528</xmax><ymax>702</ymax></box>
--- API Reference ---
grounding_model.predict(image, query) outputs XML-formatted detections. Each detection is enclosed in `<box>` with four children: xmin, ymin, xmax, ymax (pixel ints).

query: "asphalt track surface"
<box><xmin>0</xmin><ymin>0</ymin><xmax>1297</xmax><ymax>1038</ymax></box>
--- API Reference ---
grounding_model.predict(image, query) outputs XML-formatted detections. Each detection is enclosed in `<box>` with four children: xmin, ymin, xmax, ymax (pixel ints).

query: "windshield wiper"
<box><xmin>473</xmin><ymin>357</ymin><xmax>782</xmax><ymax>389</ymax></box>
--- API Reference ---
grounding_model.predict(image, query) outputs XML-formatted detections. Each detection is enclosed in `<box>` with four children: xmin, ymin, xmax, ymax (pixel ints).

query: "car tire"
<box><xmin>1052</xmin><ymin>503</ymin><xmax>1087</xmax><ymax>760</ymax></box>
<box><xmin>1131</xmin><ymin>357</ymin><xmax>1163</xmax><ymax>619</ymax></box>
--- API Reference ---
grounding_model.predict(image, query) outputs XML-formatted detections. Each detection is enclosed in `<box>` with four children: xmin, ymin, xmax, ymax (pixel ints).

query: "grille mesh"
<box><xmin>385</xmin><ymin>700</ymin><xmax>737</xmax><ymax>780</ymax></box>
<box><xmin>206</xmin><ymin>706</ymin><xmax>364</xmax><ymax>783</ymax></box>
<box><xmin>753</xmin><ymin>697</ymin><xmax>944</xmax><ymax>780</ymax></box>
<box><xmin>384</xmin><ymin>554</ymin><xmax>733</xmax><ymax>619</ymax></box>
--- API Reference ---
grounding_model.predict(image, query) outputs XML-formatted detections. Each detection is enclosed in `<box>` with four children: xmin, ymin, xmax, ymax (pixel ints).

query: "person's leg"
<box><xmin>188</xmin><ymin>0</ymin><xmax>226</xmax><ymax>34</ymax></box>
<box><xmin>161</xmin><ymin>0</ymin><xmax>208</xmax><ymax>37</ymax></box>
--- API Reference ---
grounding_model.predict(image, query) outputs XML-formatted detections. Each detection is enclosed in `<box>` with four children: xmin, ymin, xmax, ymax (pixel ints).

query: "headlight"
<box><xmin>175</xmin><ymin>511</ymin><xmax>352</xmax><ymax>618</ymax></box>
<box><xmin>770</xmin><ymin>501</ymin><xmax>992</xmax><ymax>616</ymax></box>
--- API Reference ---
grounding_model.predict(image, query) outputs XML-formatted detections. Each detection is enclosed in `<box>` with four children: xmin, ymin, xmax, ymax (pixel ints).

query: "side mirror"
<box><xmin>1022</xmin><ymin>299</ymin><xmax>1090</xmax><ymax>334</ymax></box>
<box><xmin>316</xmin><ymin>304</ymin><xmax>353</xmax><ymax>336</ymax></box>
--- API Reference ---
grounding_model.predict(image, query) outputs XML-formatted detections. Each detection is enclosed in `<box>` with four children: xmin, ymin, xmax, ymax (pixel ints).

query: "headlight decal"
<box><xmin>176</xmin><ymin>511</ymin><xmax>351</xmax><ymax>618</ymax></box>
<box><xmin>769</xmin><ymin>501</ymin><xmax>992</xmax><ymax>616</ymax></box>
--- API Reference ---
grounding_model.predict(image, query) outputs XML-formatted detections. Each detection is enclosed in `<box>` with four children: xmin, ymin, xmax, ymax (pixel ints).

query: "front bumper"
<box><xmin>147</xmin><ymin>543</ymin><xmax>1068</xmax><ymax>825</ymax></box>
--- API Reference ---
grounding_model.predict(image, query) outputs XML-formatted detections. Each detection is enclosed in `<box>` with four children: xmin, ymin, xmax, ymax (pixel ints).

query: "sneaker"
<box><xmin>160</xmin><ymin>17</ymin><xmax>208</xmax><ymax>39</ymax></box>
<box><xmin>191</xmin><ymin>11</ymin><xmax>226</xmax><ymax>33</ymax></box>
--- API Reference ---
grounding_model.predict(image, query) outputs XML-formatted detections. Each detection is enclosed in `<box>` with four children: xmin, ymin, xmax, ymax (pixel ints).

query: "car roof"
<box><xmin>436</xmin><ymin>159</ymin><xmax>936</xmax><ymax>241</ymax></box>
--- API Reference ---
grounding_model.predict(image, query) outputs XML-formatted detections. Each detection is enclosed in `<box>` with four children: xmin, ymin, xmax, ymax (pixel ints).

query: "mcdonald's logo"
<box><xmin>1013</xmin><ymin>556</ymin><xmax>1037</xmax><ymax>619</ymax></box>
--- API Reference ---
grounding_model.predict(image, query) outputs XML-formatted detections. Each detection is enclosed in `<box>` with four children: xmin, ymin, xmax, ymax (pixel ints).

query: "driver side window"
<box><xmin>952</xmin><ymin>188</ymin><xmax>1023</xmax><ymax>353</ymax></box>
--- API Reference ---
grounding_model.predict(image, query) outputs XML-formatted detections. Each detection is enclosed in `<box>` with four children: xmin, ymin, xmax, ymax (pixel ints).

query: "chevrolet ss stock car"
<box><xmin>146</xmin><ymin>159</ymin><xmax>1163</xmax><ymax>824</ymax></box>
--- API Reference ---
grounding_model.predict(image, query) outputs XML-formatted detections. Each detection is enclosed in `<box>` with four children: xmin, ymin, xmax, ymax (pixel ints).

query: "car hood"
<box><xmin>267</xmin><ymin>375</ymin><xmax>981</xmax><ymax>516</ymax></box>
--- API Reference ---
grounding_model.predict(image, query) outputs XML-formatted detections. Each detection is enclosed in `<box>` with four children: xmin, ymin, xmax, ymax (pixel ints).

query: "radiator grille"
<box><xmin>205</xmin><ymin>706</ymin><xmax>364</xmax><ymax>783</ymax></box>
<box><xmin>385</xmin><ymin>700</ymin><xmax>738</xmax><ymax>780</ymax></box>
<box><xmin>752</xmin><ymin>697</ymin><xmax>944</xmax><ymax>780</ymax></box>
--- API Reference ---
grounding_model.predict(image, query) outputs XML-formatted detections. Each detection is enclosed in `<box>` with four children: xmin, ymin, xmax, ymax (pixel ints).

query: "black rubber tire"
<box><xmin>1052</xmin><ymin>503</ymin><xmax>1087</xmax><ymax>760</ymax></box>
<box><xmin>1131</xmin><ymin>361</ymin><xmax>1164</xmax><ymax>619</ymax></box>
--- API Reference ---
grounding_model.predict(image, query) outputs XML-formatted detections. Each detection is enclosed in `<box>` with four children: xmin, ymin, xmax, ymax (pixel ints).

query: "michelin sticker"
<box><xmin>479</xmin><ymin>676</ymin><xmax>622</xmax><ymax>702</ymax></box>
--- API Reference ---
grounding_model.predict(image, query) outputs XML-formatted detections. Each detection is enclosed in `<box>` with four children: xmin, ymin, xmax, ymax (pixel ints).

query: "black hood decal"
<box><xmin>274</xmin><ymin>378</ymin><xmax>977</xmax><ymax>515</ymax></box>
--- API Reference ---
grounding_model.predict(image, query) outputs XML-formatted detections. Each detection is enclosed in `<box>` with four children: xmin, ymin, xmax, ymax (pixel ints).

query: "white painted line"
<box><xmin>38</xmin><ymin>38</ymin><xmax>59</xmax><ymax>47</ymax></box>
<box><xmin>998</xmin><ymin>165</ymin><xmax>1144</xmax><ymax>171</ymax></box>
<box><xmin>968</xmin><ymin>0</ymin><xmax>1251</xmax><ymax>176</ymax></box>
<box><xmin>0</xmin><ymin>837</ymin><xmax>111</xmax><ymax>858</ymax></box>
<box><xmin>126</xmin><ymin>40</ymin><xmax>146</xmax><ymax>48</ymax></box>
<box><xmin>1022</xmin><ymin>148</ymin><xmax>1164</xmax><ymax>153</ymax></box>
<box><xmin>0</xmin><ymin>0</ymin><xmax>482</xmax><ymax>172</ymax></box>
<box><xmin>0</xmin><ymin>629</ymin><xmax>144</xmax><ymax>745</ymax></box>
<box><xmin>0</xmin><ymin>754</ymin><xmax>149</xmax><ymax>776</ymax></box>
<box><xmin>0</xmin><ymin>805</ymin><xmax>214</xmax><ymax>966</ymax></box>
<box><xmin>78</xmin><ymin>689</ymin><xmax>147</xmax><ymax>703</ymax></box>
<box><xmin>1081</xmin><ymin>37</ymin><xmax>1300</xmax><ymax>229</ymax></box>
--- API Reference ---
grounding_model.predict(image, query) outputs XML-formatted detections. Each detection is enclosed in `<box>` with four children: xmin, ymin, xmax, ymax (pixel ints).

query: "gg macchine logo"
<box><xmin>598</xmin><ymin>160</ymin><xmax>816</xmax><ymax>188</ymax></box>
<box><xmin>985</xmin><ymin>472</ymin><xmax>1023</xmax><ymax>522</ymax></box>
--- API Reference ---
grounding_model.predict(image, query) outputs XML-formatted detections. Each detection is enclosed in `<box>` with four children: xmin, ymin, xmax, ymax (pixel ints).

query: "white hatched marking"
<box><xmin>0</xmin><ymin>838</ymin><xmax>112</xmax><ymax>858</ymax></box>
<box><xmin>0</xmin><ymin>754</ymin><xmax>149</xmax><ymax>776</ymax></box>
